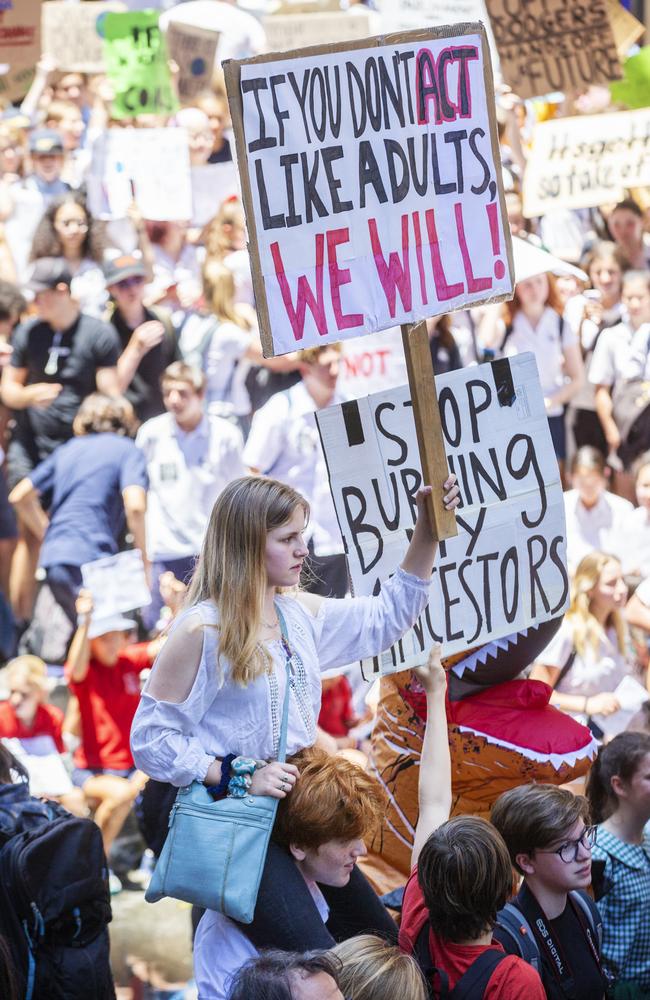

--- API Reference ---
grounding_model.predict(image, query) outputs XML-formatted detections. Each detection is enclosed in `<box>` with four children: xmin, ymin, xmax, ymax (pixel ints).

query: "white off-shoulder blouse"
<box><xmin>130</xmin><ymin>567</ymin><xmax>429</xmax><ymax>786</ymax></box>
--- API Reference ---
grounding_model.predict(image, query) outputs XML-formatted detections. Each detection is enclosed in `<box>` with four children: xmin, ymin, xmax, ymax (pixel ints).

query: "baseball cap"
<box><xmin>24</xmin><ymin>257</ymin><xmax>73</xmax><ymax>294</ymax></box>
<box><xmin>103</xmin><ymin>254</ymin><xmax>146</xmax><ymax>286</ymax></box>
<box><xmin>29</xmin><ymin>128</ymin><xmax>64</xmax><ymax>155</ymax></box>
<box><xmin>87</xmin><ymin>615</ymin><xmax>138</xmax><ymax>640</ymax></box>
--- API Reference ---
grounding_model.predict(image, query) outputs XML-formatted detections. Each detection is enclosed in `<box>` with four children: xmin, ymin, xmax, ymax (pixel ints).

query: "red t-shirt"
<box><xmin>0</xmin><ymin>702</ymin><xmax>65</xmax><ymax>753</ymax></box>
<box><xmin>65</xmin><ymin>643</ymin><xmax>152</xmax><ymax>770</ymax></box>
<box><xmin>318</xmin><ymin>676</ymin><xmax>355</xmax><ymax>737</ymax></box>
<box><xmin>399</xmin><ymin>868</ymin><xmax>546</xmax><ymax>999</ymax></box>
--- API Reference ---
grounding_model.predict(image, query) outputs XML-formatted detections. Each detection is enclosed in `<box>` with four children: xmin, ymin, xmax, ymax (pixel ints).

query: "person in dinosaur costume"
<box><xmin>362</xmin><ymin>615</ymin><xmax>597</xmax><ymax>894</ymax></box>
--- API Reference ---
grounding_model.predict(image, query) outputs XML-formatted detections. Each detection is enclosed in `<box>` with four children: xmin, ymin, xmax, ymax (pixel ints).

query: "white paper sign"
<box><xmin>81</xmin><ymin>549</ymin><xmax>151</xmax><ymax>620</ymax></box>
<box><xmin>316</xmin><ymin>352</ymin><xmax>569</xmax><ymax>674</ymax></box>
<box><xmin>190</xmin><ymin>162</ymin><xmax>240</xmax><ymax>226</ymax></box>
<box><xmin>87</xmin><ymin>128</ymin><xmax>193</xmax><ymax>222</ymax></box>
<box><xmin>233</xmin><ymin>25</ymin><xmax>513</xmax><ymax>356</ymax></box>
<box><xmin>378</xmin><ymin>0</ymin><xmax>499</xmax><ymax>72</ymax></box>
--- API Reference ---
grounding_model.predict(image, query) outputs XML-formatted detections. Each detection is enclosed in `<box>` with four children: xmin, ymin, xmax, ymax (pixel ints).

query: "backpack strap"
<box><xmin>449</xmin><ymin>950</ymin><xmax>508</xmax><ymax>1000</ymax></box>
<box><xmin>414</xmin><ymin>919</ymin><xmax>437</xmax><ymax>997</ymax></box>
<box><xmin>495</xmin><ymin>902</ymin><xmax>542</xmax><ymax>972</ymax></box>
<box><xmin>499</xmin><ymin>323</ymin><xmax>513</xmax><ymax>352</ymax></box>
<box><xmin>552</xmin><ymin>647</ymin><xmax>577</xmax><ymax>690</ymax></box>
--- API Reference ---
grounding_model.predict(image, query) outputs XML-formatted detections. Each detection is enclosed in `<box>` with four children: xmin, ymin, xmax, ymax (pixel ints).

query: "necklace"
<box><xmin>261</xmin><ymin>616</ymin><xmax>279</xmax><ymax>630</ymax></box>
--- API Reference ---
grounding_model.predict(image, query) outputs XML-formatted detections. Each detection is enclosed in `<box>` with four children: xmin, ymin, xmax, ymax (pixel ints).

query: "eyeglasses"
<box><xmin>114</xmin><ymin>276</ymin><xmax>144</xmax><ymax>290</ymax></box>
<box><xmin>536</xmin><ymin>825</ymin><xmax>597</xmax><ymax>864</ymax></box>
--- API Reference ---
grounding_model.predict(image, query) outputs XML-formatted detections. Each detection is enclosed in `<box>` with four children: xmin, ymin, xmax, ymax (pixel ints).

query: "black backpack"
<box><xmin>413</xmin><ymin>919</ymin><xmax>508</xmax><ymax>999</ymax></box>
<box><xmin>0</xmin><ymin>778</ymin><xmax>115</xmax><ymax>1000</ymax></box>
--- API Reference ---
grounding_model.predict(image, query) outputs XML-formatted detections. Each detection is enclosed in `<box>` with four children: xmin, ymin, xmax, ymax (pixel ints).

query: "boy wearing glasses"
<box><xmin>491</xmin><ymin>784</ymin><xmax>608</xmax><ymax>1000</ymax></box>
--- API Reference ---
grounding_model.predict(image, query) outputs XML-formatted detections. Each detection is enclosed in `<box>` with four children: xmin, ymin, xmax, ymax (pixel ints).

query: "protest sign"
<box><xmin>378</xmin><ymin>0</ymin><xmax>499</xmax><ymax>71</ymax></box>
<box><xmin>87</xmin><ymin>128</ymin><xmax>193</xmax><ymax>221</ymax></box>
<box><xmin>610</xmin><ymin>48</ymin><xmax>650</xmax><ymax>111</ymax></box>
<box><xmin>166</xmin><ymin>21</ymin><xmax>219</xmax><ymax>102</ymax></box>
<box><xmin>606</xmin><ymin>0</ymin><xmax>645</xmax><ymax>61</ymax></box>
<box><xmin>339</xmin><ymin>328</ymin><xmax>409</xmax><ymax>398</ymax></box>
<box><xmin>81</xmin><ymin>549</ymin><xmax>151</xmax><ymax>621</ymax></box>
<box><xmin>103</xmin><ymin>10</ymin><xmax>178</xmax><ymax>119</ymax></box>
<box><xmin>190</xmin><ymin>162</ymin><xmax>239</xmax><ymax>226</ymax></box>
<box><xmin>522</xmin><ymin>108</ymin><xmax>650</xmax><ymax>217</ymax></box>
<box><xmin>42</xmin><ymin>1</ymin><xmax>126</xmax><ymax>74</ymax></box>
<box><xmin>262</xmin><ymin>9</ymin><xmax>373</xmax><ymax>54</ymax></box>
<box><xmin>0</xmin><ymin>0</ymin><xmax>41</xmax><ymax>69</ymax></box>
<box><xmin>316</xmin><ymin>352</ymin><xmax>569</xmax><ymax>672</ymax></box>
<box><xmin>224</xmin><ymin>24</ymin><xmax>513</xmax><ymax>358</ymax></box>
<box><xmin>0</xmin><ymin>64</ymin><xmax>35</xmax><ymax>104</ymax></box>
<box><xmin>484</xmin><ymin>0</ymin><xmax>621</xmax><ymax>100</ymax></box>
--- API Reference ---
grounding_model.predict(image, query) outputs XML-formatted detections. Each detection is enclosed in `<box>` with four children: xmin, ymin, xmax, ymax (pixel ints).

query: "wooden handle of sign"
<box><xmin>401</xmin><ymin>322</ymin><xmax>458</xmax><ymax>542</ymax></box>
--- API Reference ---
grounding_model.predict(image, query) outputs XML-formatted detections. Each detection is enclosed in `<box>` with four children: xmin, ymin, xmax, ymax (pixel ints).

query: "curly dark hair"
<box><xmin>29</xmin><ymin>192</ymin><xmax>106</xmax><ymax>264</ymax></box>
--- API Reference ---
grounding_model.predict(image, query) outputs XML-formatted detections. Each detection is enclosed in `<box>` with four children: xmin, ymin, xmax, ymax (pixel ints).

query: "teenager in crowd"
<box><xmin>530</xmin><ymin>551</ymin><xmax>631</xmax><ymax>734</ymax></box>
<box><xmin>333</xmin><ymin>934</ymin><xmax>427</xmax><ymax>1000</ymax></box>
<box><xmin>193</xmin><ymin>745</ymin><xmax>384</xmax><ymax>998</ymax></box>
<box><xmin>607</xmin><ymin>199</ymin><xmax>650</xmax><ymax>271</ymax></box>
<box><xmin>491</xmin><ymin>784</ymin><xmax>607</xmax><ymax>999</ymax></box>
<box><xmin>131</xmin><ymin>473</ymin><xmax>459</xmax><ymax>959</ymax></box>
<box><xmin>226</xmin><ymin>951</ymin><xmax>344</xmax><ymax>1000</ymax></box>
<box><xmin>587</xmin><ymin>732</ymin><xmax>650</xmax><ymax>997</ymax></box>
<box><xmin>398</xmin><ymin>645</ymin><xmax>545</xmax><ymax>997</ymax></box>
<box><xmin>617</xmin><ymin>452</ymin><xmax>650</xmax><ymax>578</ymax></box>
<box><xmin>563</xmin><ymin>447</ymin><xmax>633</xmax><ymax>573</ymax></box>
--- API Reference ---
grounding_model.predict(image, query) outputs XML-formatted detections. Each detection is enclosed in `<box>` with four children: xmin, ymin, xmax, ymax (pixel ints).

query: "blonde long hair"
<box><xmin>202</xmin><ymin>260</ymin><xmax>251</xmax><ymax>331</ymax></box>
<box><xmin>566</xmin><ymin>551</ymin><xmax>626</xmax><ymax>658</ymax></box>
<box><xmin>332</xmin><ymin>935</ymin><xmax>427</xmax><ymax>1000</ymax></box>
<box><xmin>185</xmin><ymin>476</ymin><xmax>309</xmax><ymax>686</ymax></box>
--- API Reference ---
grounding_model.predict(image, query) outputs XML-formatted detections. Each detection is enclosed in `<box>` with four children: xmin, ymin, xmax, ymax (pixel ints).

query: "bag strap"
<box><xmin>449</xmin><ymin>949</ymin><xmax>507</xmax><ymax>999</ymax></box>
<box><xmin>496</xmin><ymin>903</ymin><xmax>542</xmax><ymax>971</ymax></box>
<box><xmin>275</xmin><ymin>605</ymin><xmax>293</xmax><ymax>764</ymax></box>
<box><xmin>552</xmin><ymin>647</ymin><xmax>576</xmax><ymax>690</ymax></box>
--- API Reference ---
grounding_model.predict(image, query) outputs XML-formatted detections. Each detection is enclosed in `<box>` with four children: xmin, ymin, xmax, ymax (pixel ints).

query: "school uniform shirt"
<box><xmin>29</xmin><ymin>433</ymin><xmax>148</xmax><ymax>569</ymax></box>
<box><xmin>537</xmin><ymin>618</ymin><xmax>631</xmax><ymax>726</ymax></box>
<box><xmin>194</xmin><ymin>878</ymin><xmax>328</xmax><ymax>1000</ymax></box>
<box><xmin>8</xmin><ymin>312</ymin><xmax>121</xmax><ymax>463</ymax></box>
<box><xmin>243</xmin><ymin>381</ymin><xmax>345</xmax><ymax>557</ymax></box>
<box><xmin>68</xmin><ymin>259</ymin><xmax>108</xmax><ymax>317</ymax></box>
<box><xmin>563</xmin><ymin>488</ymin><xmax>634</xmax><ymax>574</ymax></box>
<box><xmin>587</xmin><ymin>321</ymin><xmax>634</xmax><ymax>389</ymax></box>
<box><xmin>616</xmin><ymin>507</ymin><xmax>650</xmax><ymax>578</ymax></box>
<box><xmin>179</xmin><ymin>313</ymin><xmax>252</xmax><ymax>416</ymax></box>
<box><xmin>592</xmin><ymin>827</ymin><xmax>650</xmax><ymax>989</ymax></box>
<box><xmin>398</xmin><ymin>867</ymin><xmax>546</xmax><ymax>999</ymax></box>
<box><xmin>564</xmin><ymin>296</ymin><xmax>624</xmax><ymax>412</ymax></box>
<box><xmin>65</xmin><ymin>642</ymin><xmax>152</xmax><ymax>770</ymax></box>
<box><xmin>620</xmin><ymin>322</ymin><xmax>650</xmax><ymax>381</ymax></box>
<box><xmin>501</xmin><ymin>307</ymin><xmax>577</xmax><ymax>417</ymax></box>
<box><xmin>136</xmin><ymin>412</ymin><xmax>245</xmax><ymax>561</ymax></box>
<box><xmin>0</xmin><ymin>702</ymin><xmax>65</xmax><ymax>753</ymax></box>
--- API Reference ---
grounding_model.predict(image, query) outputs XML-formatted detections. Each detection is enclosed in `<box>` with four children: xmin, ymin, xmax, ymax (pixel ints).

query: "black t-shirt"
<box><xmin>494</xmin><ymin>897</ymin><xmax>604</xmax><ymax>1000</ymax></box>
<box><xmin>107</xmin><ymin>305</ymin><xmax>180</xmax><ymax>422</ymax></box>
<box><xmin>207</xmin><ymin>139</ymin><xmax>233</xmax><ymax>164</ymax></box>
<box><xmin>10</xmin><ymin>312</ymin><xmax>120</xmax><ymax>460</ymax></box>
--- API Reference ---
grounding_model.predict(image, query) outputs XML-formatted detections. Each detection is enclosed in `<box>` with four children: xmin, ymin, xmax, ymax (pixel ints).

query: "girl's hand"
<box><xmin>414</xmin><ymin>476</ymin><xmax>460</xmax><ymax>533</ymax></box>
<box><xmin>250</xmin><ymin>761</ymin><xmax>299</xmax><ymax>799</ymax></box>
<box><xmin>415</xmin><ymin>644</ymin><xmax>447</xmax><ymax>694</ymax></box>
<box><xmin>587</xmin><ymin>692</ymin><xmax>620</xmax><ymax>717</ymax></box>
<box><xmin>75</xmin><ymin>589</ymin><xmax>94</xmax><ymax>620</ymax></box>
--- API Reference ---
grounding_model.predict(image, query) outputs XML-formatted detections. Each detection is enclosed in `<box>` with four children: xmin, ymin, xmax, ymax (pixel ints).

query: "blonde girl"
<box><xmin>131</xmin><ymin>473</ymin><xmax>459</xmax><ymax>956</ymax></box>
<box><xmin>333</xmin><ymin>935</ymin><xmax>427</xmax><ymax>1000</ymax></box>
<box><xmin>531</xmin><ymin>551</ymin><xmax>631</xmax><ymax>732</ymax></box>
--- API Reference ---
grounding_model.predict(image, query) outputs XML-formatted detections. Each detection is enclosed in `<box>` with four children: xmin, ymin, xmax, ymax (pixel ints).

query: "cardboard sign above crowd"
<box><xmin>42</xmin><ymin>1</ymin><xmax>126</xmax><ymax>74</ymax></box>
<box><xmin>484</xmin><ymin>0</ymin><xmax>621</xmax><ymax>100</ymax></box>
<box><xmin>262</xmin><ymin>8</ymin><xmax>373</xmax><ymax>54</ymax></box>
<box><xmin>379</xmin><ymin>0</ymin><xmax>499</xmax><ymax>71</ymax></box>
<box><xmin>166</xmin><ymin>21</ymin><xmax>220</xmax><ymax>103</ymax></box>
<box><xmin>316</xmin><ymin>352</ymin><xmax>569</xmax><ymax>673</ymax></box>
<box><xmin>522</xmin><ymin>108</ymin><xmax>650</xmax><ymax>218</ymax></box>
<box><xmin>224</xmin><ymin>24</ymin><xmax>514</xmax><ymax>358</ymax></box>
<box><xmin>103</xmin><ymin>9</ymin><xmax>178</xmax><ymax>119</ymax></box>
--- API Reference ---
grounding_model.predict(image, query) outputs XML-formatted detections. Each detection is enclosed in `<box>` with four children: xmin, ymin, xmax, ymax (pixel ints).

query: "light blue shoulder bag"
<box><xmin>145</xmin><ymin>608</ymin><xmax>293</xmax><ymax>923</ymax></box>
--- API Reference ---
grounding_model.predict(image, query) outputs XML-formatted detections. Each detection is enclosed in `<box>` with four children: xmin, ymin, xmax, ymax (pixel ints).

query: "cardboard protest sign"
<box><xmin>522</xmin><ymin>108</ymin><xmax>650</xmax><ymax>218</ymax></box>
<box><xmin>378</xmin><ymin>0</ymin><xmax>499</xmax><ymax>71</ymax></box>
<box><xmin>484</xmin><ymin>0</ymin><xmax>621</xmax><ymax>100</ymax></box>
<box><xmin>81</xmin><ymin>549</ymin><xmax>151</xmax><ymax>620</ymax></box>
<box><xmin>262</xmin><ymin>9</ymin><xmax>373</xmax><ymax>54</ymax></box>
<box><xmin>166</xmin><ymin>21</ymin><xmax>219</xmax><ymax>103</ymax></box>
<box><xmin>606</xmin><ymin>0</ymin><xmax>645</xmax><ymax>61</ymax></box>
<box><xmin>0</xmin><ymin>64</ymin><xmax>35</xmax><ymax>104</ymax></box>
<box><xmin>610</xmin><ymin>48</ymin><xmax>650</xmax><ymax>110</ymax></box>
<box><xmin>103</xmin><ymin>10</ymin><xmax>178</xmax><ymax>119</ymax></box>
<box><xmin>0</xmin><ymin>0</ymin><xmax>41</xmax><ymax>69</ymax></box>
<box><xmin>42</xmin><ymin>2</ymin><xmax>126</xmax><ymax>74</ymax></box>
<box><xmin>224</xmin><ymin>24</ymin><xmax>513</xmax><ymax>358</ymax></box>
<box><xmin>87</xmin><ymin>128</ymin><xmax>193</xmax><ymax>222</ymax></box>
<box><xmin>317</xmin><ymin>352</ymin><xmax>568</xmax><ymax>672</ymax></box>
<box><xmin>190</xmin><ymin>162</ymin><xmax>239</xmax><ymax>226</ymax></box>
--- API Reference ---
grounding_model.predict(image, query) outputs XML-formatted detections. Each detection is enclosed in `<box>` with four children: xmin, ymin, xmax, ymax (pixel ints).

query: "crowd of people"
<box><xmin>0</xmin><ymin>2</ymin><xmax>650</xmax><ymax>999</ymax></box>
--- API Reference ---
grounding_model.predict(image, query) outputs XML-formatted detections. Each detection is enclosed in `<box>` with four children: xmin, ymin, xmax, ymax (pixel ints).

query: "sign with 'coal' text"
<box><xmin>224</xmin><ymin>24</ymin><xmax>513</xmax><ymax>357</ymax></box>
<box><xmin>316</xmin><ymin>352</ymin><xmax>569</xmax><ymax>673</ymax></box>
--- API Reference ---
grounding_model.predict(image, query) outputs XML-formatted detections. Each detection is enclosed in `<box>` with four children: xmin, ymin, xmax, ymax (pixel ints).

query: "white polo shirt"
<box><xmin>243</xmin><ymin>381</ymin><xmax>345</xmax><ymax>557</ymax></box>
<box><xmin>588</xmin><ymin>322</ymin><xmax>634</xmax><ymax>388</ymax></box>
<box><xmin>501</xmin><ymin>307</ymin><xmax>577</xmax><ymax>417</ymax></box>
<box><xmin>563</xmin><ymin>488</ymin><xmax>634</xmax><ymax>573</ymax></box>
<box><xmin>136</xmin><ymin>412</ymin><xmax>244</xmax><ymax>561</ymax></box>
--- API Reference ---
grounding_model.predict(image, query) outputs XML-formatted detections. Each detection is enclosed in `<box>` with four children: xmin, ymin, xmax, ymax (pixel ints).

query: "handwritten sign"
<box><xmin>0</xmin><ymin>64</ymin><xmax>35</xmax><ymax>103</ymax></box>
<box><xmin>317</xmin><ymin>352</ymin><xmax>569</xmax><ymax>673</ymax></box>
<box><xmin>42</xmin><ymin>1</ymin><xmax>126</xmax><ymax>74</ymax></box>
<box><xmin>379</xmin><ymin>0</ymin><xmax>499</xmax><ymax>70</ymax></box>
<box><xmin>225</xmin><ymin>24</ymin><xmax>513</xmax><ymax>358</ymax></box>
<box><xmin>0</xmin><ymin>0</ymin><xmax>41</xmax><ymax>69</ymax></box>
<box><xmin>522</xmin><ymin>108</ymin><xmax>650</xmax><ymax>217</ymax></box>
<box><xmin>262</xmin><ymin>9</ymin><xmax>373</xmax><ymax>54</ymax></box>
<box><xmin>484</xmin><ymin>0</ymin><xmax>621</xmax><ymax>100</ymax></box>
<box><xmin>166</xmin><ymin>21</ymin><xmax>219</xmax><ymax>102</ymax></box>
<box><xmin>103</xmin><ymin>10</ymin><xmax>178</xmax><ymax>119</ymax></box>
<box><xmin>81</xmin><ymin>549</ymin><xmax>151</xmax><ymax>620</ymax></box>
<box><xmin>87</xmin><ymin>128</ymin><xmax>193</xmax><ymax>222</ymax></box>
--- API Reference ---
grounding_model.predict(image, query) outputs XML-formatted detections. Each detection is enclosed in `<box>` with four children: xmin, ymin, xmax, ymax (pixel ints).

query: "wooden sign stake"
<box><xmin>401</xmin><ymin>321</ymin><xmax>458</xmax><ymax>542</ymax></box>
